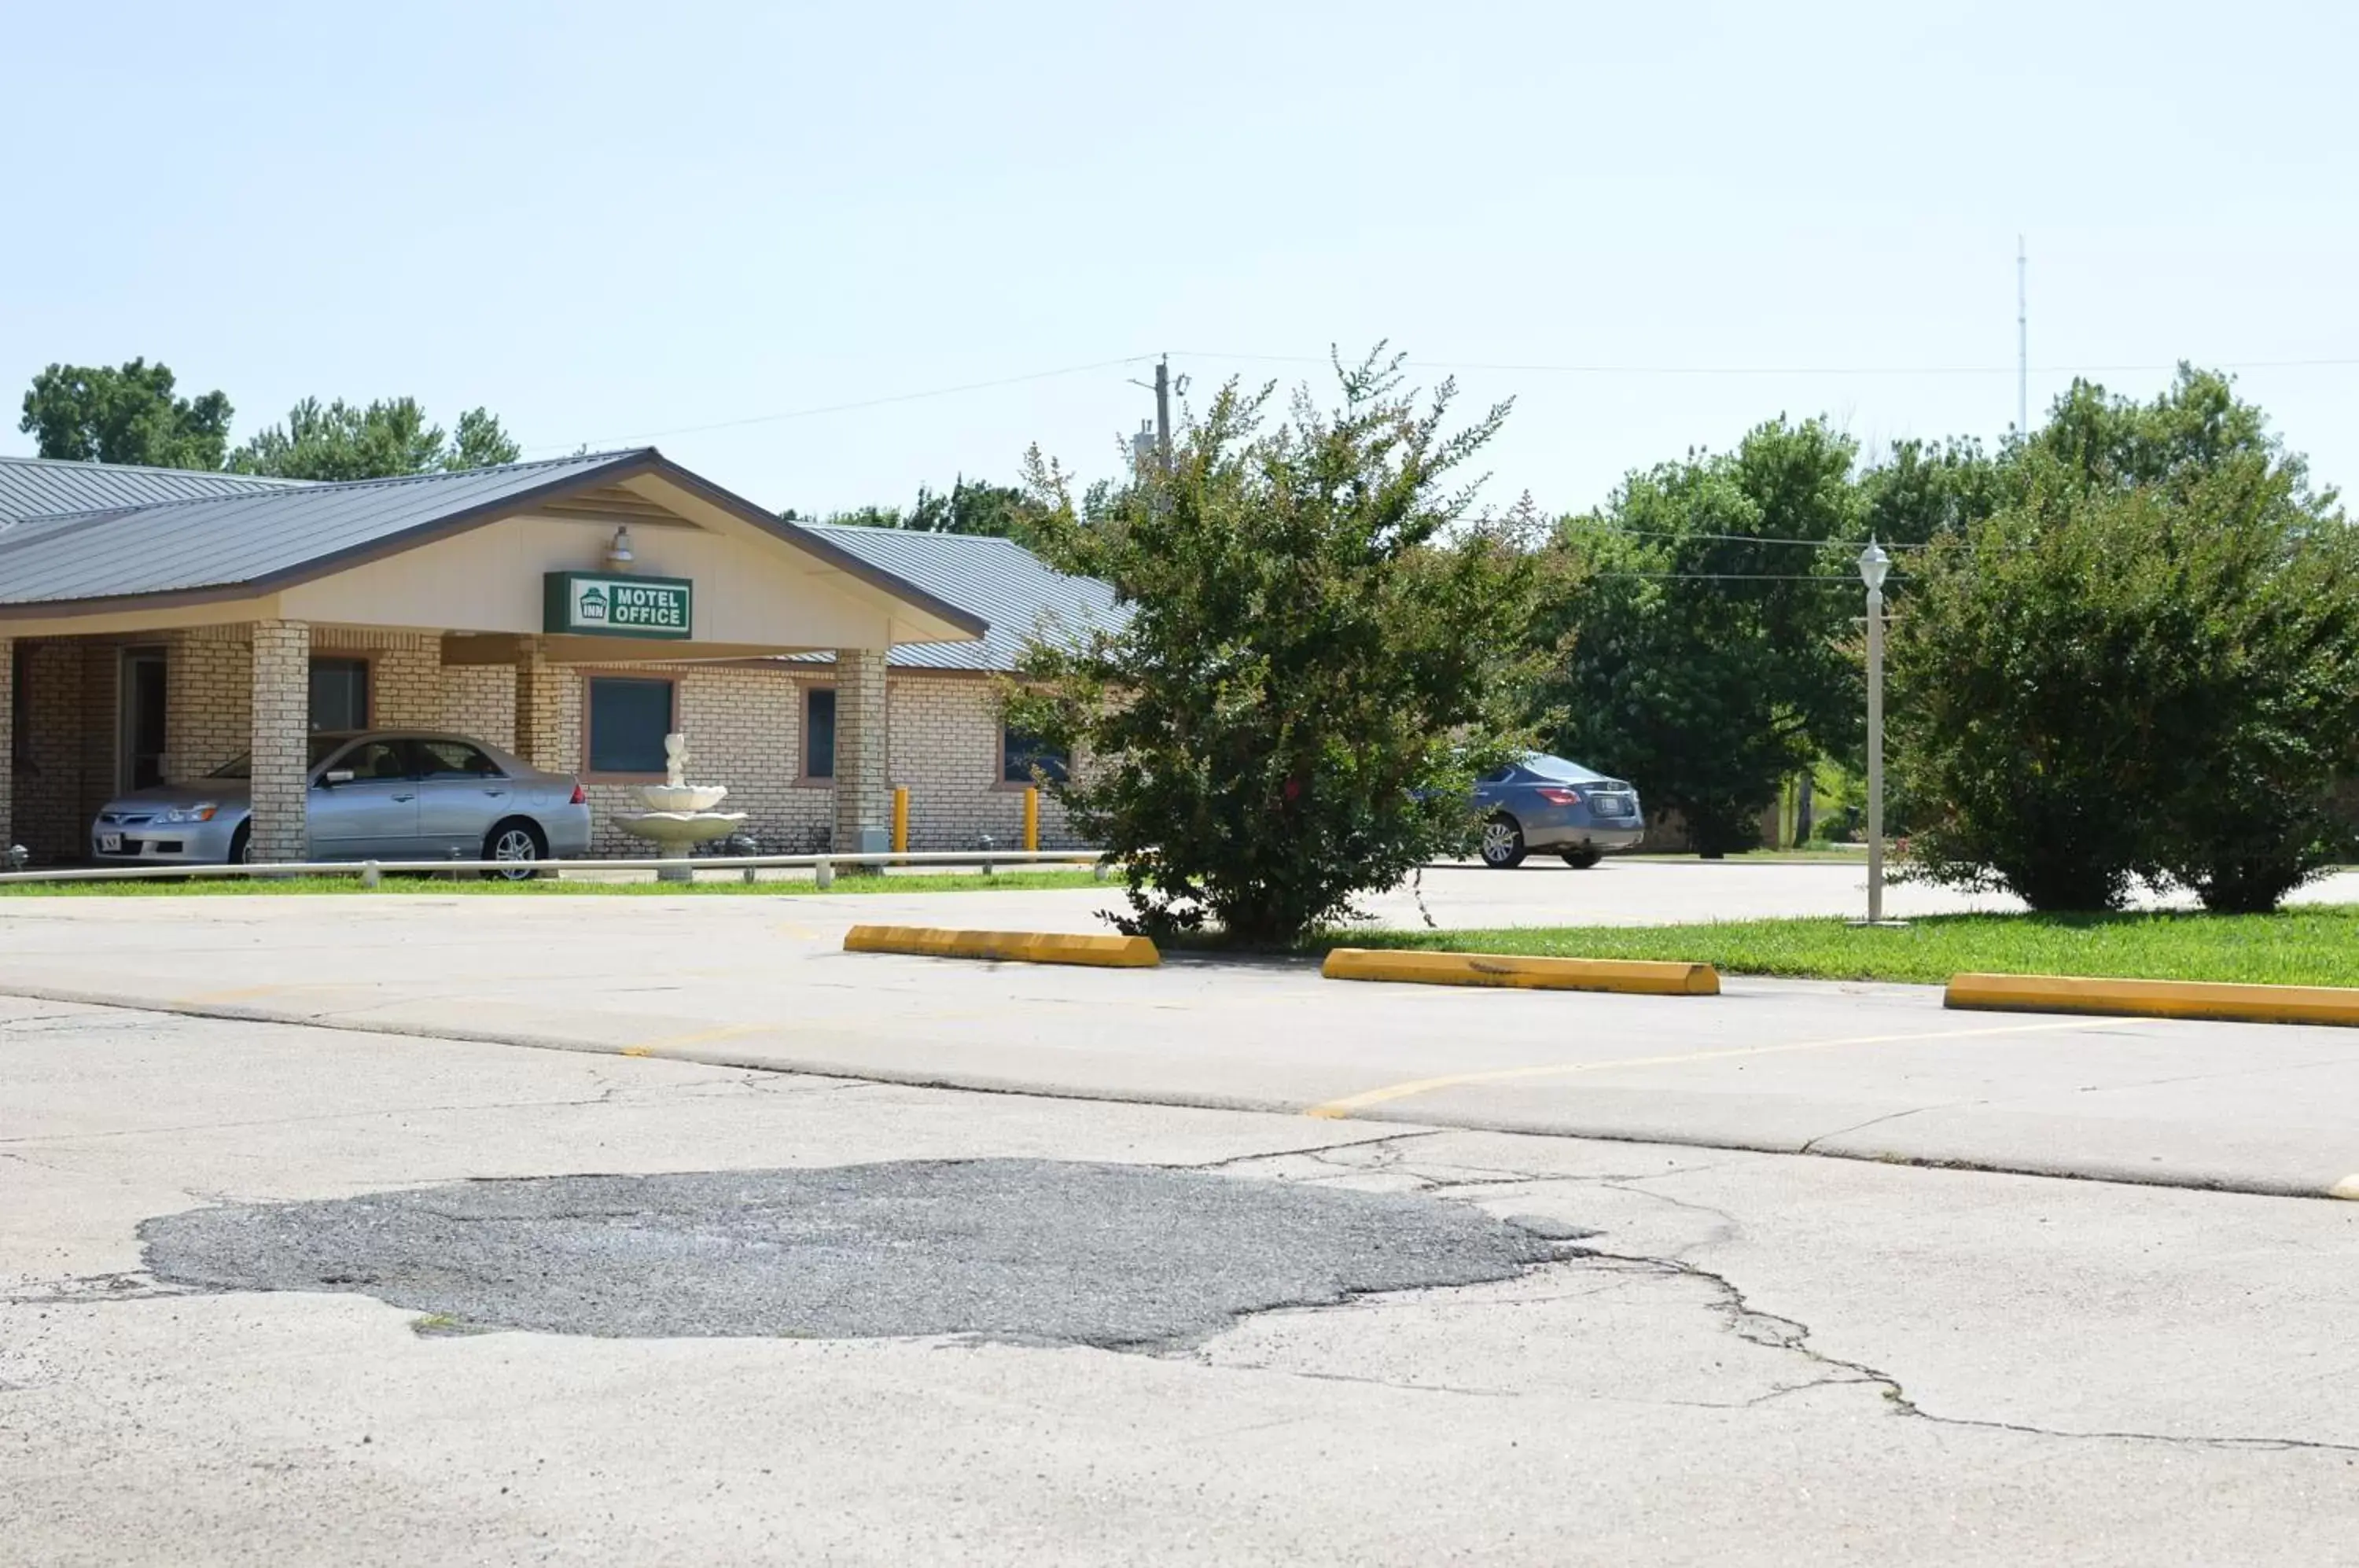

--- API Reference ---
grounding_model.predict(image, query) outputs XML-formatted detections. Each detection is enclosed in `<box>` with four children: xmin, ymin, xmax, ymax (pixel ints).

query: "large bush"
<box><xmin>1891</xmin><ymin>379</ymin><xmax>2359</xmax><ymax>912</ymax></box>
<box><xmin>1007</xmin><ymin>354</ymin><xmax>1543</xmax><ymax>944</ymax></box>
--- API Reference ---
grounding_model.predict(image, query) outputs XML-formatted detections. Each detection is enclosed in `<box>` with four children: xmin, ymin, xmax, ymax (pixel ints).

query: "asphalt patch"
<box><xmin>140</xmin><ymin>1159</ymin><xmax>1562</xmax><ymax>1346</ymax></box>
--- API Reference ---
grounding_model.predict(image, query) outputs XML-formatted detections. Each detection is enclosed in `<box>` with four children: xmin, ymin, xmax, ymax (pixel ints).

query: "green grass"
<box><xmin>0</xmin><ymin>868</ymin><xmax>1106</xmax><ymax>898</ymax></box>
<box><xmin>1333</xmin><ymin>906</ymin><xmax>2359</xmax><ymax>988</ymax></box>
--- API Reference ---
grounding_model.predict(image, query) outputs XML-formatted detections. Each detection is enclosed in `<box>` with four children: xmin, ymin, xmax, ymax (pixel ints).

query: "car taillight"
<box><xmin>1536</xmin><ymin>786</ymin><xmax>1583</xmax><ymax>805</ymax></box>
<box><xmin>569</xmin><ymin>782</ymin><xmax>587</xmax><ymax>805</ymax></box>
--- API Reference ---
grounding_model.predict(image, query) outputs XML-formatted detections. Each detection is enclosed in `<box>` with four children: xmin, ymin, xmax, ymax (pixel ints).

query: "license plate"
<box><xmin>98</xmin><ymin>834</ymin><xmax>123</xmax><ymax>853</ymax></box>
<box><xmin>1595</xmin><ymin>799</ymin><xmax>1628</xmax><ymax>817</ymax></box>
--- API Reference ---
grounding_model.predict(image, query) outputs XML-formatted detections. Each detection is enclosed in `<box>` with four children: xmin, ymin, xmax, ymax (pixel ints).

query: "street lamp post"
<box><xmin>1857</xmin><ymin>539</ymin><xmax>1893</xmax><ymax>926</ymax></box>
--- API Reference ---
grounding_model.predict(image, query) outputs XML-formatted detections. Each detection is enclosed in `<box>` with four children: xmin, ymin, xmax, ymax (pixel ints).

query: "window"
<box><xmin>309</xmin><ymin>657</ymin><xmax>370</xmax><ymax>732</ymax></box>
<box><xmin>1002</xmin><ymin>724</ymin><xmax>1069</xmax><ymax>786</ymax></box>
<box><xmin>327</xmin><ymin>739</ymin><xmax>414</xmax><ymax>782</ymax></box>
<box><xmin>414</xmin><ymin>739</ymin><xmax>505</xmax><ymax>779</ymax></box>
<box><xmin>803</xmin><ymin>686</ymin><xmax>835</xmax><ymax>779</ymax></box>
<box><xmin>10</xmin><ymin>643</ymin><xmax>28</xmax><ymax>765</ymax></box>
<box><xmin>587</xmin><ymin>676</ymin><xmax>673</xmax><ymax>775</ymax></box>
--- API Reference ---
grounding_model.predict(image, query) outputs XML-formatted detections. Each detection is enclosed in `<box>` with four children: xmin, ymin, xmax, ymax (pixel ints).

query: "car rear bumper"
<box><xmin>1522</xmin><ymin>820</ymin><xmax>1646</xmax><ymax>853</ymax></box>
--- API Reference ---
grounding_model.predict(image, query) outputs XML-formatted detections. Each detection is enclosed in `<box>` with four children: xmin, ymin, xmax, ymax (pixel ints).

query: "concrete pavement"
<box><xmin>6</xmin><ymin>996</ymin><xmax>2358</xmax><ymax>1565</ymax></box>
<box><xmin>2</xmin><ymin>868</ymin><xmax>2357</xmax><ymax>1197</ymax></box>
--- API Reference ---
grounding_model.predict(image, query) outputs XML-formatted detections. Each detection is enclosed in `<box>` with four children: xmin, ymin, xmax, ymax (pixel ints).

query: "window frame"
<box><xmin>307</xmin><ymin>654</ymin><xmax>374</xmax><ymax>734</ymax></box>
<box><xmin>797</xmin><ymin>683</ymin><xmax>837</xmax><ymax>786</ymax></box>
<box><xmin>582</xmin><ymin>672</ymin><xmax>678</xmax><ymax>781</ymax></box>
<box><xmin>997</xmin><ymin>720</ymin><xmax>1070</xmax><ymax>790</ymax></box>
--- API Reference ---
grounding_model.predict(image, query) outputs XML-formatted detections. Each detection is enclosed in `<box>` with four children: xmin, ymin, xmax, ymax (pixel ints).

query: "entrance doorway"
<box><xmin>118</xmin><ymin>647</ymin><xmax>167</xmax><ymax>792</ymax></box>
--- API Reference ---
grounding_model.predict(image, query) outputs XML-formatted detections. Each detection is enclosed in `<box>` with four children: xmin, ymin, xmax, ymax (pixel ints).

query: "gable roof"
<box><xmin>791</xmin><ymin>523</ymin><xmax>1122</xmax><ymax>672</ymax></box>
<box><xmin>0</xmin><ymin>450</ymin><xmax>988</xmax><ymax>639</ymax></box>
<box><xmin>0</xmin><ymin>455</ymin><xmax>300</xmax><ymax>525</ymax></box>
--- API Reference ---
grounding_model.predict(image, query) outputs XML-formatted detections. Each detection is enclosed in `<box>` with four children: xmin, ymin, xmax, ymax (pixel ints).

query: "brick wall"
<box><xmin>163</xmin><ymin>626</ymin><xmax>249</xmax><ymax>786</ymax></box>
<box><xmin>247</xmin><ymin>620</ymin><xmax>310</xmax><ymax>862</ymax></box>
<box><xmin>885</xmin><ymin>671</ymin><xmax>1083</xmax><ymax>850</ymax></box>
<box><xmin>15</xmin><ymin>642</ymin><xmax>86</xmax><ymax>861</ymax></box>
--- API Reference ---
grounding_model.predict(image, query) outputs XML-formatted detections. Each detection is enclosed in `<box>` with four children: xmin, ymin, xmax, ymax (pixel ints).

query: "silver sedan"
<box><xmin>90</xmin><ymin>730</ymin><xmax>593</xmax><ymax>876</ymax></box>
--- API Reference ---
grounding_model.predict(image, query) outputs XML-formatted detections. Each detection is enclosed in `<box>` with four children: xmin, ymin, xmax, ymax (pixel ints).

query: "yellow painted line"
<box><xmin>167</xmin><ymin>983</ymin><xmax>285</xmax><ymax>1007</ymax></box>
<box><xmin>1948</xmin><ymin>973</ymin><xmax>2359</xmax><ymax>1029</ymax></box>
<box><xmin>844</xmin><ymin>925</ymin><xmax>1158</xmax><ymax>969</ymax></box>
<box><xmin>1303</xmin><ymin>1017</ymin><xmax>2121</xmax><ymax>1119</ymax></box>
<box><xmin>625</xmin><ymin>1022</ymin><xmax>777</xmax><ymax>1055</ymax></box>
<box><xmin>2328</xmin><ymin>1175</ymin><xmax>2359</xmax><ymax>1202</ymax></box>
<box><xmin>1322</xmin><ymin>948</ymin><xmax>1717</xmax><ymax>996</ymax></box>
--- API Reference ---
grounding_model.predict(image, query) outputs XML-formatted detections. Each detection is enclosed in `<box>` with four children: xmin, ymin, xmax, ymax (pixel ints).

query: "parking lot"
<box><xmin>6</xmin><ymin>860</ymin><xmax>2359</xmax><ymax>1562</ymax></box>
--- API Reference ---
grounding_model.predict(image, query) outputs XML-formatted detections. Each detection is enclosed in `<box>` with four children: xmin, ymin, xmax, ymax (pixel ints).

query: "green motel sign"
<box><xmin>543</xmin><ymin>572</ymin><xmax>694</xmax><ymax>640</ymax></box>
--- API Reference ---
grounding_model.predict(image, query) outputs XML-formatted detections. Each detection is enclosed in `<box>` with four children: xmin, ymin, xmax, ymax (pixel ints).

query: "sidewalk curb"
<box><xmin>844</xmin><ymin>925</ymin><xmax>1159</xmax><ymax>968</ymax></box>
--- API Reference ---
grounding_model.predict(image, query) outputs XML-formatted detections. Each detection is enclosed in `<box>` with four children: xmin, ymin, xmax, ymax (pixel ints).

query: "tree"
<box><xmin>1892</xmin><ymin>373</ymin><xmax>2359</xmax><ymax>912</ymax></box>
<box><xmin>1007</xmin><ymin>350</ymin><xmax>1543</xmax><ymax>944</ymax></box>
<box><xmin>228</xmin><ymin>396</ymin><xmax>519</xmax><ymax>480</ymax></box>
<box><xmin>1542</xmin><ymin>418</ymin><xmax>1862</xmax><ymax>855</ymax></box>
<box><xmin>18</xmin><ymin>359</ymin><xmax>234</xmax><ymax>469</ymax></box>
<box><xmin>789</xmin><ymin>476</ymin><xmax>1036</xmax><ymax>543</ymax></box>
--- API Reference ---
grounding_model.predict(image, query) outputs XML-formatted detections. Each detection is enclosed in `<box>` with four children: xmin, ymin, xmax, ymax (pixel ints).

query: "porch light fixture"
<box><xmin>604</xmin><ymin>525</ymin><xmax>635</xmax><ymax>572</ymax></box>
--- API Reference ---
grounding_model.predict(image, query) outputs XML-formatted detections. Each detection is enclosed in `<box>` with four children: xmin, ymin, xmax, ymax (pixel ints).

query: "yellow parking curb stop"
<box><xmin>1320</xmin><ymin>948</ymin><xmax>1719</xmax><ymax>996</ymax></box>
<box><xmin>1946</xmin><ymin>972</ymin><xmax>2359</xmax><ymax>1028</ymax></box>
<box><xmin>844</xmin><ymin>925</ymin><xmax>1160</xmax><ymax>969</ymax></box>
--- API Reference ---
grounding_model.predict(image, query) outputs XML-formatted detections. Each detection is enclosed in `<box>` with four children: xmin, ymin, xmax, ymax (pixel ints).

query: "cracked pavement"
<box><xmin>6</xmin><ymin>993</ymin><xmax>2359</xmax><ymax>1565</ymax></box>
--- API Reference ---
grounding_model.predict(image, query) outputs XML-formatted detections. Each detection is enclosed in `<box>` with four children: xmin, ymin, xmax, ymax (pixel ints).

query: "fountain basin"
<box><xmin>615</xmin><ymin>811</ymin><xmax>748</xmax><ymax>881</ymax></box>
<box><xmin>634</xmin><ymin>783</ymin><xmax>730</xmax><ymax>813</ymax></box>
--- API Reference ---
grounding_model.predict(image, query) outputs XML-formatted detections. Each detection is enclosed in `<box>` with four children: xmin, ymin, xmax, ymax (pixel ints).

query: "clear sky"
<box><xmin>7</xmin><ymin>1</ymin><xmax>2355</xmax><ymax>517</ymax></box>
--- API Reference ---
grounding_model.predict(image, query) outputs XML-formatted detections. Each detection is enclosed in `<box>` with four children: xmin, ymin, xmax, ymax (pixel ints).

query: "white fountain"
<box><xmin>614</xmin><ymin>733</ymin><xmax>747</xmax><ymax>882</ymax></box>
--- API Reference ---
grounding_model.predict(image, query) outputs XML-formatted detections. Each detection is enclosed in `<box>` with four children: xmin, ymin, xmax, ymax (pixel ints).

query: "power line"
<box><xmin>521</xmin><ymin>354</ymin><xmax>1157</xmax><ymax>454</ymax></box>
<box><xmin>1171</xmin><ymin>349</ymin><xmax>2359</xmax><ymax>378</ymax></box>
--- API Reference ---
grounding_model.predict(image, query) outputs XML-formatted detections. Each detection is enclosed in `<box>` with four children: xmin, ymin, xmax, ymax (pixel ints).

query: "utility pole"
<box><xmin>1153</xmin><ymin>355</ymin><xmax>1172</xmax><ymax>475</ymax></box>
<box><xmin>2016</xmin><ymin>237</ymin><xmax>2029</xmax><ymax>437</ymax></box>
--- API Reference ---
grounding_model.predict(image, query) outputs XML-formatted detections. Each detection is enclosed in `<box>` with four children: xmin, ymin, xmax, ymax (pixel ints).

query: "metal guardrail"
<box><xmin>0</xmin><ymin>848</ymin><xmax>1113</xmax><ymax>889</ymax></box>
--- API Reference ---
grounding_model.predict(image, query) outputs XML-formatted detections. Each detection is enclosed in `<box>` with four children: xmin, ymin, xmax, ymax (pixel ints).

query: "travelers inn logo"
<box><xmin>545</xmin><ymin>572</ymin><xmax>693</xmax><ymax>639</ymax></box>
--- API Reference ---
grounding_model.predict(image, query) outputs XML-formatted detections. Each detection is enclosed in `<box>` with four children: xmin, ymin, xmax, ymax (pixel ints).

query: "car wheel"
<box><xmin>482</xmin><ymin>819</ymin><xmax>547</xmax><ymax>882</ymax></box>
<box><xmin>227</xmin><ymin>823</ymin><xmax>253</xmax><ymax>866</ymax></box>
<box><xmin>1480</xmin><ymin>815</ymin><xmax>1528</xmax><ymax>869</ymax></box>
<box><xmin>1560</xmin><ymin>846</ymin><xmax>1603</xmax><ymax>870</ymax></box>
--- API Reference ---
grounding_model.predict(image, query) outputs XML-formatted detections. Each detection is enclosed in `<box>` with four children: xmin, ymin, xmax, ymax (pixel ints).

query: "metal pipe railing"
<box><xmin>0</xmin><ymin>848</ymin><xmax>1113</xmax><ymax>888</ymax></box>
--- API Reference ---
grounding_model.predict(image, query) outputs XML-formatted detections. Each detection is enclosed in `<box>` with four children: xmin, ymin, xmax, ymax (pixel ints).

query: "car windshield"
<box><xmin>1520</xmin><ymin>753</ymin><xmax>1608</xmax><ymax>784</ymax></box>
<box><xmin>207</xmin><ymin>734</ymin><xmax>355</xmax><ymax>779</ymax></box>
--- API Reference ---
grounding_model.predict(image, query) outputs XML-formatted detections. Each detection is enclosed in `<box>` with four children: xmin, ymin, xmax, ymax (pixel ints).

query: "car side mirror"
<box><xmin>320</xmin><ymin>768</ymin><xmax>355</xmax><ymax>787</ymax></box>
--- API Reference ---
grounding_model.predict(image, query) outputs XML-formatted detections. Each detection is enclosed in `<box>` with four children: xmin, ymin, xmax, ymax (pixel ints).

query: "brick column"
<box><xmin>513</xmin><ymin>639</ymin><xmax>572</xmax><ymax>773</ymax></box>
<box><xmin>0</xmin><ymin>636</ymin><xmax>14</xmax><ymax>858</ymax></box>
<box><xmin>831</xmin><ymin>649</ymin><xmax>890</xmax><ymax>856</ymax></box>
<box><xmin>248</xmin><ymin>620</ymin><xmax>311</xmax><ymax>863</ymax></box>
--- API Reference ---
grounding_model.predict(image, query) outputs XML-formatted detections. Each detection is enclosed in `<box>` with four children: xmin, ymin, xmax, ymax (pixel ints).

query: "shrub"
<box><xmin>1007</xmin><ymin>352</ymin><xmax>1544</xmax><ymax>944</ymax></box>
<box><xmin>1892</xmin><ymin>451</ymin><xmax>2359</xmax><ymax>912</ymax></box>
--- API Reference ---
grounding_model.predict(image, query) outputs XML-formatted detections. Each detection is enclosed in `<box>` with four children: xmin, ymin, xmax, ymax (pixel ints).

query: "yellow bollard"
<box><xmin>1023</xmin><ymin>786</ymin><xmax>1040</xmax><ymax>852</ymax></box>
<box><xmin>892</xmin><ymin>786</ymin><xmax>909</xmax><ymax>856</ymax></box>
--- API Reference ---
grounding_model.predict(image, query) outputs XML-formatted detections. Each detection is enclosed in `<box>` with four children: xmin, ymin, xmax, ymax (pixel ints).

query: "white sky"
<box><xmin>7</xmin><ymin>0</ymin><xmax>2355</xmax><ymax>515</ymax></box>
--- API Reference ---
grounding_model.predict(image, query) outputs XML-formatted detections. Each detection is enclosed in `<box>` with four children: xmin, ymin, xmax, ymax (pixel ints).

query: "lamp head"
<box><xmin>1857</xmin><ymin>539</ymin><xmax>1891</xmax><ymax>592</ymax></box>
<box><xmin>605</xmin><ymin>525</ymin><xmax>635</xmax><ymax>572</ymax></box>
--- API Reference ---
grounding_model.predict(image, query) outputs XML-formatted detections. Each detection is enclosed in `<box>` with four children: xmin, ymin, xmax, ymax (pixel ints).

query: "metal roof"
<box><xmin>789</xmin><ymin>524</ymin><xmax>1122</xmax><ymax>672</ymax></box>
<box><xmin>0</xmin><ymin>455</ymin><xmax>300</xmax><ymax>525</ymax></box>
<box><xmin>0</xmin><ymin>451</ymin><xmax>650</xmax><ymax>606</ymax></box>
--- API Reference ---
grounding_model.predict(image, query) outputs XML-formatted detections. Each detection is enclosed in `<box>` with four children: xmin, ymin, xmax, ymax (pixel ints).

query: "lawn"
<box><xmin>1339</xmin><ymin>905</ymin><xmax>2359</xmax><ymax>988</ymax></box>
<box><xmin>0</xmin><ymin>868</ymin><xmax>1106</xmax><ymax>898</ymax></box>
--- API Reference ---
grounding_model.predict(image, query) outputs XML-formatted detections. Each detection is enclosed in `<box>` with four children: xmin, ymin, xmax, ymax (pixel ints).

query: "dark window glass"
<box><xmin>415</xmin><ymin>739</ymin><xmax>504</xmax><ymax>778</ymax></box>
<box><xmin>309</xmin><ymin>657</ymin><xmax>370</xmax><ymax>732</ymax></box>
<box><xmin>1002</xmin><ymin>725</ymin><xmax>1069</xmax><ymax>785</ymax></box>
<box><xmin>804</xmin><ymin>687</ymin><xmax>836</xmax><ymax>778</ymax></box>
<box><xmin>587</xmin><ymin>677</ymin><xmax>673</xmax><ymax>775</ymax></box>
<box><xmin>328</xmin><ymin>740</ymin><xmax>414</xmax><ymax>782</ymax></box>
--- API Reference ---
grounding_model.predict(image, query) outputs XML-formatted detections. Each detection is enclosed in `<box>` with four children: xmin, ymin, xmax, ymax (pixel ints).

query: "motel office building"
<box><xmin>0</xmin><ymin>451</ymin><xmax>1112</xmax><ymax>865</ymax></box>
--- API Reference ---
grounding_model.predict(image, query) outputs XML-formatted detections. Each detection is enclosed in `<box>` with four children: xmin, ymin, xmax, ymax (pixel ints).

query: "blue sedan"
<box><xmin>1474</xmin><ymin>753</ymin><xmax>1645</xmax><ymax>869</ymax></box>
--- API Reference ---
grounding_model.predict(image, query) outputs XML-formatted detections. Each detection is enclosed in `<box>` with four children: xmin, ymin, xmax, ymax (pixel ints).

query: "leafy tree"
<box><xmin>229</xmin><ymin>396</ymin><xmax>518</xmax><ymax>480</ymax></box>
<box><xmin>1858</xmin><ymin>436</ymin><xmax>2005</xmax><ymax>547</ymax></box>
<box><xmin>1542</xmin><ymin>418</ymin><xmax>1862</xmax><ymax>856</ymax></box>
<box><xmin>789</xmin><ymin>476</ymin><xmax>1036</xmax><ymax>543</ymax></box>
<box><xmin>1893</xmin><ymin>373</ymin><xmax>2359</xmax><ymax>912</ymax></box>
<box><xmin>18</xmin><ymin>359</ymin><xmax>234</xmax><ymax>469</ymax></box>
<box><xmin>1007</xmin><ymin>351</ymin><xmax>1543</xmax><ymax>944</ymax></box>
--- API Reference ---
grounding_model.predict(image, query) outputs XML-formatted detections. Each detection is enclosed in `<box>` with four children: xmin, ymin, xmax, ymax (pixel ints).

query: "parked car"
<box><xmin>90</xmin><ymin>730</ymin><xmax>591</xmax><ymax>877</ymax></box>
<box><xmin>1474</xmin><ymin>753</ymin><xmax>1644</xmax><ymax>869</ymax></box>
